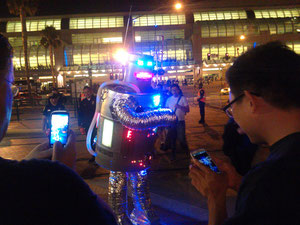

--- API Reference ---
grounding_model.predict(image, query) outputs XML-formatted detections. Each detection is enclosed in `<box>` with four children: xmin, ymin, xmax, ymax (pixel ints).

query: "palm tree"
<box><xmin>7</xmin><ymin>0</ymin><xmax>39</xmax><ymax>95</ymax></box>
<box><xmin>40</xmin><ymin>26</ymin><xmax>61</xmax><ymax>88</ymax></box>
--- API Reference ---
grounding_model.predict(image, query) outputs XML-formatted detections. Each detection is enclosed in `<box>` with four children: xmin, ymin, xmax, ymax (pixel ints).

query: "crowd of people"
<box><xmin>1</xmin><ymin>33</ymin><xmax>299</xmax><ymax>225</ymax></box>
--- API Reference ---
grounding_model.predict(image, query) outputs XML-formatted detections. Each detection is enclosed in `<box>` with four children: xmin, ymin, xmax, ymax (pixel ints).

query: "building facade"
<box><xmin>0</xmin><ymin>3</ymin><xmax>299</xmax><ymax>90</ymax></box>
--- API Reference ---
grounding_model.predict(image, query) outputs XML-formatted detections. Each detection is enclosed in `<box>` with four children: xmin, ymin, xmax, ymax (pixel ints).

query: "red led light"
<box><xmin>149</xmin><ymin>156</ymin><xmax>152</xmax><ymax>160</ymax></box>
<box><xmin>126</xmin><ymin>130</ymin><xmax>133</xmax><ymax>140</ymax></box>
<box><xmin>139</xmin><ymin>163</ymin><xmax>143</xmax><ymax>166</ymax></box>
<box><xmin>134</xmin><ymin>72</ymin><xmax>153</xmax><ymax>79</ymax></box>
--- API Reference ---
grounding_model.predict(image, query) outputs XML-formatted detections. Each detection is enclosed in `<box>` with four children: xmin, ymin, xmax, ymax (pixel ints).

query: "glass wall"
<box><xmin>202</xmin><ymin>43</ymin><xmax>252</xmax><ymax>60</ymax></box>
<box><xmin>134</xmin><ymin>40</ymin><xmax>193</xmax><ymax>63</ymax></box>
<box><xmin>69</xmin><ymin>16</ymin><xmax>124</xmax><ymax>29</ymax></box>
<box><xmin>64</xmin><ymin>45</ymin><xmax>114</xmax><ymax>66</ymax></box>
<box><xmin>254</xmin><ymin>8</ymin><xmax>300</xmax><ymax>19</ymax></box>
<box><xmin>72</xmin><ymin>32</ymin><xmax>123</xmax><ymax>44</ymax></box>
<box><xmin>194</xmin><ymin>10</ymin><xmax>247</xmax><ymax>21</ymax></box>
<box><xmin>6</xmin><ymin>19</ymin><xmax>61</xmax><ymax>32</ymax></box>
<box><xmin>200</xmin><ymin>19</ymin><xmax>297</xmax><ymax>38</ymax></box>
<box><xmin>135</xmin><ymin>29</ymin><xmax>184</xmax><ymax>42</ymax></box>
<box><xmin>132</xmin><ymin>14</ymin><xmax>185</xmax><ymax>27</ymax></box>
<box><xmin>13</xmin><ymin>46</ymin><xmax>51</xmax><ymax>69</ymax></box>
<box><xmin>8</xmin><ymin>36</ymin><xmax>42</xmax><ymax>47</ymax></box>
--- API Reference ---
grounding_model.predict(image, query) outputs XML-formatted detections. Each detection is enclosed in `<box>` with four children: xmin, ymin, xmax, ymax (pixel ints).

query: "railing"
<box><xmin>11</xmin><ymin>96</ymin><xmax>80</xmax><ymax>121</ymax></box>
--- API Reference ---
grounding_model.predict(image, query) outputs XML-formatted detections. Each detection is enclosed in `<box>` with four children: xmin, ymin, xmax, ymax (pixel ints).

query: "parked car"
<box><xmin>220</xmin><ymin>87</ymin><xmax>230</xmax><ymax>95</ymax></box>
<box><xmin>14</xmin><ymin>92</ymin><xmax>43</xmax><ymax>106</ymax></box>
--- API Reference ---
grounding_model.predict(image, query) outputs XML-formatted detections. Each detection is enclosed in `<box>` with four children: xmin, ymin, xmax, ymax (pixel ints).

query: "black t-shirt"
<box><xmin>0</xmin><ymin>158</ymin><xmax>117</xmax><ymax>225</ymax></box>
<box><xmin>224</xmin><ymin>132</ymin><xmax>300</xmax><ymax>225</ymax></box>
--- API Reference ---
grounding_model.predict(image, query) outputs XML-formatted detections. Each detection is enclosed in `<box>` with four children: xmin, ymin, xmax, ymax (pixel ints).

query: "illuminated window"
<box><xmin>69</xmin><ymin>16</ymin><xmax>124</xmax><ymax>29</ymax></box>
<box><xmin>201</xmin><ymin>23</ymin><xmax>210</xmax><ymax>37</ymax></box>
<box><xmin>72</xmin><ymin>32</ymin><xmax>123</xmax><ymax>44</ymax></box>
<box><xmin>133</xmin><ymin>14</ymin><xmax>185</xmax><ymax>27</ymax></box>
<box><xmin>194</xmin><ymin>10</ymin><xmax>246</xmax><ymax>21</ymax></box>
<box><xmin>134</xmin><ymin>40</ymin><xmax>192</xmax><ymax>62</ymax></box>
<box><xmin>134</xmin><ymin>29</ymin><xmax>184</xmax><ymax>42</ymax></box>
<box><xmin>6</xmin><ymin>19</ymin><xmax>61</xmax><ymax>33</ymax></box>
<box><xmin>254</xmin><ymin>8</ymin><xmax>300</xmax><ymax>18</ymax></box>
<box><xmin>201</xmin><ymin>43</ymin><xmax>252</xmax><ymax>60</ymax></box>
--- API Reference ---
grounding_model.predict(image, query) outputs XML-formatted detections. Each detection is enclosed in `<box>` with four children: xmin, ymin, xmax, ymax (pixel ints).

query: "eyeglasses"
<box><xmin>223</xmin><ymin>92</ymin><xmax>260</xmax><ymax>118</ymax></box>
<box><xmin>222</xmin><ymin>94</ymin><xmax>244</xmax><ymax>118</ymax></box>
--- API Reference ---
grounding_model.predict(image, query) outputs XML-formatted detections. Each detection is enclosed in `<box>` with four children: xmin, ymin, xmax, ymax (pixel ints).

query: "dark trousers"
<box><xmin>198</xmin><ymin>101</ymin><xmax>205</xmax><ymax>122</ymax></box>
<box><xmin>168</xmin><ymin>121</ymin><xmax>189</xmax><ymax>158</ymax></box>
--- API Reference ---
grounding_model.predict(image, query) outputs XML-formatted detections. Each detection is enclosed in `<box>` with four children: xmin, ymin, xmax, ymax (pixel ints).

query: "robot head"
<box><xmin>124</xmin><ymin>54</ymin><xmax>155</xmax><ymax>93</ymax></box>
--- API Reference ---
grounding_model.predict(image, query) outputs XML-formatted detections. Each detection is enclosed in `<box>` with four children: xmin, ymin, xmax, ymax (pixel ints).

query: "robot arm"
<box><xmin>111</xmin><ymin>96</ymin><xmax>176</xmax><ymax>130</ymax></box>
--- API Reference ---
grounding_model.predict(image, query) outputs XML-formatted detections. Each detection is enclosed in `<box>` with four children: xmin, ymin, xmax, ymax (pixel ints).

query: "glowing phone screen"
<box><xmin>50</xmin><ymin>114</ymin><xmax>69</xmax><ymax>145</ymax></box>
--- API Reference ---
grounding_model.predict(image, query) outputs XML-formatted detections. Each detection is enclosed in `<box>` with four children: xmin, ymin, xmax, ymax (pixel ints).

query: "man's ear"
<box><xmin>244</xmin><ymin>90</ymin><xmax>261</xmax><ymax>113</ymax></box>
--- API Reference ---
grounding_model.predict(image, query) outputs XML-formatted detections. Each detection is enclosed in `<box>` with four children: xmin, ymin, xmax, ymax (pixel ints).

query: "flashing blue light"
<box><xmin>153</xmin><ymin>94</ymin><xmax>160</xmax><ymax>107</ymax></box>
<box><xmin>253</xmin><ymin>42</ymin><xmax>257</xmax><ymax>48</ymax></box>
<box><xmin>139</xmin><ymin>169</ymin><xmax>147</xmax><ymax>176</ymax></box>
<box><xmin>137</xmin><ymin>60</ymin><xmax>144</xmax><ymax>66</ymax></box>
<box><xmin>147</xmin><ymin>61</ymin><xmax>153</xmax><ymax>66</ymax></box>
<box><xmin>154</xmin><ymin>24</ymin><xmax>158</xmax><ymax>27</ymax></box>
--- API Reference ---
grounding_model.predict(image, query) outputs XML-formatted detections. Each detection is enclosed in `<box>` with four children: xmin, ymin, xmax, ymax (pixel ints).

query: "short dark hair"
<box><xmin>170</xmin><ymin>84</ymin><xmax>183</xmax><ymax>95</ymax></box>
<box><xmin>226</xmin><ymin>41</ymin><xmax>300</xmax><ymax>109</ymax></box>
<box><xmin>0</xmin><ymin>34</ymin><xmax>13</xmax><ymax>71</ymax></box>
<box><xmin>83</xmin><ymin>86</ymin><xmax>91</xmax><ymax>91</ymax></box>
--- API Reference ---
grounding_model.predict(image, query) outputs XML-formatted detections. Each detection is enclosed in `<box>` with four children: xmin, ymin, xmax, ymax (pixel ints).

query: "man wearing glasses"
<box><xmin>190</xmin><ymin>42</ymin><xmax>300</xmax><ymax>225</ymax></box>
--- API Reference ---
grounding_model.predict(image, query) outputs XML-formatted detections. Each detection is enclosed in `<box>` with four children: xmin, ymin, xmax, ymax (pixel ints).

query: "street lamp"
<box><xmin>174</xmin><ymin>2</ymin><xmax>182</xmax><ymax>10</ymax></box>
<box><xmin>240</xmin><ymin>34</ymin><xmax>246</xmax><ymax>40</ymax></box>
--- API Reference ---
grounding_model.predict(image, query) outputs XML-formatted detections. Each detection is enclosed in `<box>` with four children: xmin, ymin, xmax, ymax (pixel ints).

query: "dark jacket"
<box><xmin>78</xmin><ymin>95</ymin><xmax>96</xmax><ymax>130</ymax></box>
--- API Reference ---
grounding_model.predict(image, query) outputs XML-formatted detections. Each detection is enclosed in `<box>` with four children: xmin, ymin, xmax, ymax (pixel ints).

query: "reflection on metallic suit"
<box><xmin>109</xmin><ymin>170</ymin><xmax>160</xmax><ymax>225</ymax></box>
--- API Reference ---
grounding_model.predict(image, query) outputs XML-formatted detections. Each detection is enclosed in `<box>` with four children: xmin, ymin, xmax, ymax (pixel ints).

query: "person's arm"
<box><xmin>42</xmin><ymin>116</ymin><xmax>47</xmax><ymax>131</ymax></box>
<box><xmin>189</xmin><ymin>158</ymin><xmax>228</xmax><ymax>225</ymax></box>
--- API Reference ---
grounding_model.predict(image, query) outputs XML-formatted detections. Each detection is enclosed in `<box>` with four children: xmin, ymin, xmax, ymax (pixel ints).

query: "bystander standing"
<box><xmin>78</xmin><ymin>86</ymin><xmax>96</xmax><ymax>162</ymax></box>
<box><xmin>165</xmin><ymin>84</ymin><xmax>190</xmax><ymax>160</ymax></box>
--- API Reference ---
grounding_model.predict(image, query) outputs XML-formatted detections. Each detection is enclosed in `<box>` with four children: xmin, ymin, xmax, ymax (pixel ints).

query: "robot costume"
<box><xmin>86</xmin><ymin>54</ymin><xmax>176</xmax><ymax>225</ymax></box>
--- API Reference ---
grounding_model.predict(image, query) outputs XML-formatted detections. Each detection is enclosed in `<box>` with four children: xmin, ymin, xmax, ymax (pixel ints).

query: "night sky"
<box><xmin>0</xmin><ymin>0</ymin><xmax>296</xmax><ymax>18</ymax></box>
<box><xmin>0</xmin><ymin>0</ymin><xmax>187</xmax><ymax>18</ymax></box>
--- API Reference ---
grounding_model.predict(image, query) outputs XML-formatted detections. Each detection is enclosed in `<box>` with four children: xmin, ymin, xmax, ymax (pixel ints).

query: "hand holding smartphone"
<box><xmin>190</xmin><ymin>149</ymin><xmax>221</xmax><ymax>173</ymax></box>
<box><xmin>49</xmin><ymin>110</ymin><xmax>69</xmax><ymax>147</ymax></box>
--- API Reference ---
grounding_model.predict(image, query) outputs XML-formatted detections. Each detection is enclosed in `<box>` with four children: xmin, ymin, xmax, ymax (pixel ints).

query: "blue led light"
<box><xmin>139</xmin><ymin>169</ymin><xmax>147</xmax><ymax>176</ymax></box>
<box><xmin>153</xmin><ymin>94</ymin><xmax>160</xmax><ymax>107</ymax></box>
<box><xmin>147</xmin><ymin>61</ymin><xmax>153</xmax><ymax>66</ymax></box>
<box><xmin>137</xmin><ymin>60</ymin><xmax>144</xmax><ymax>66</ymax></box>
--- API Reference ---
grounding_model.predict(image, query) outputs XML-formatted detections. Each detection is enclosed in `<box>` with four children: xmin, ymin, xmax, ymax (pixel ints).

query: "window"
<box><xmin>6</xmin><ymin>19</ymin><xmax>61</xmax><ymax>33</ymax></box>
<box><xmin>72</xmin><ymin>33</ymin><xmax>123</xmax><ymax>44</ymax></box>
<box><xmin>134</xmin><ymin>29</ymin><xmax>184</xmax><ymax>42</ymax></box>
<box><xmin>201</xmin><ymin>43</ymin><xmax>252</xmax><ymax>60</ymax></box>
<box><xmin>254</xmin><ymin>8</ymin><xmax>300</xmax><ymax>18</ymax></box>
<box><xmin>194</xmin><ymin>10</ymin><xmax>247</xmax><ymax>21</ymax></box>
<box><xmin>133</xmin><ymin>14</ymin><xmax>185</xmax><ymax>26</ymax></box>
<box><xmin>69</xmin><ymin>16</ymin><xmax>124</xmax><ymax>29</ymax></box>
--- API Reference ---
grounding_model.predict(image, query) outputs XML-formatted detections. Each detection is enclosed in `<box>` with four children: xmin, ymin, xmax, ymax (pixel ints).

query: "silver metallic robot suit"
<box><xmin>86</xmin><ymin>54</ymin><xmax>176</xmax><ymax>225</ymax></box>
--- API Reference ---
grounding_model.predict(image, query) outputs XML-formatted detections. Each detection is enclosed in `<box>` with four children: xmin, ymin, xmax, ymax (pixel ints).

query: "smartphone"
<box><xmin>49</xmin><ymin>110</ymin><xmax>69</xmax><ymax>147</ymax></box>
<box><xmin>190</xmin><ymin>149</ymin><xmax>220</xmax><ymax>173</ymax></box>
